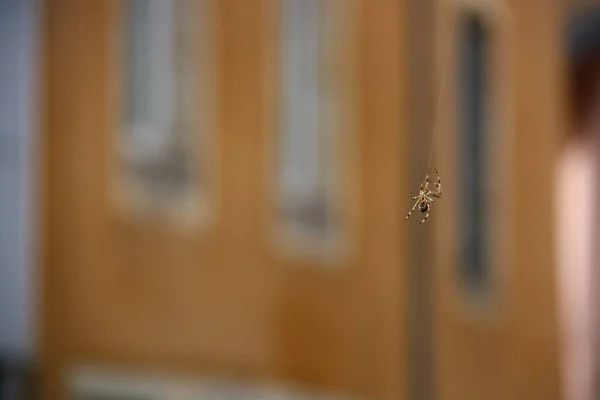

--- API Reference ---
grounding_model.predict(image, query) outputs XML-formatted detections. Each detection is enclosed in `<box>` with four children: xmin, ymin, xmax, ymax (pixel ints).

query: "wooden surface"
<box><xmin>434</xmin><ymin>0</ymin><xmax>563</xmax><ymax>399</ymax></box>
<box><xmin>41</xmin><ymin>0</ymin><xmax>408</xmax><ymax>399</ymax></box>
<box><xmin>41</xmin><ymin>0</ymin><xmax>564</xmax><ymax>398</ymax></box>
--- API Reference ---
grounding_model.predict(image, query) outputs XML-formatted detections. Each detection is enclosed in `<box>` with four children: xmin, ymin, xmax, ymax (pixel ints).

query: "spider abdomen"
<box><xmin>419</xmin><ymin>202</ymin><xmax>429</xmax><ymax>212</ymax></box>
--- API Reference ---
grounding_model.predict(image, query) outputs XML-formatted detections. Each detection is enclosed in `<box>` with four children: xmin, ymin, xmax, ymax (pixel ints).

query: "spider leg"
<box><xmin>405</xmin><ymin>200</ymin><xmax>420</xmax><ymax>220</ymax></box>
<box><xmin>432</xmin><ymin>167</ymin><xmax>442</xmax><ymax>195</ymax></box>
<box><xmin>423</xmin><ymin>170</ymin><xmax>431</xmax><ymax>191</ymax></box>
<box><xmin>410</xmin><ymin>191</ymin><xmax>419</xmax><ymax>200</ymax></box>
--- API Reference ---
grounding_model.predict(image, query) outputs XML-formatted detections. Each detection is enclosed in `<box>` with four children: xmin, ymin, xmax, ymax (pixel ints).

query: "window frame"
<box><xmin>435</xmin><ymin>0</ymin><xmax>515</xmax><ymax>313</ymax></box>
<box><xmin>108</xmin><ymin>0</ymin><xmax>219</xmax><ymax>229</ymax></box>
<box><xmin>262</xmin><ymin>0</ymin><xmax>360</xmax><ymax>266</ymax></box>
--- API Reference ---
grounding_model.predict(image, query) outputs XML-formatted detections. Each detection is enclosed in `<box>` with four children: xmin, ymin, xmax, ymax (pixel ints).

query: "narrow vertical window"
<box><xmin>117</xmin><ymin>0</ymin><xmax>209</xmax><ymax>224</ymax></box>
<box><xmin>280</xmin><ymin>0</ymin><xmax>326</xmax><ymax>235</ymax></box>
<box><xmin>459</xmin><ymin>13</ymin><xmax>489</xmax><ymax>292</ymax></box>
<box><xmin>278</xmin><ymin>0</ymin><xmax>338</xmax><ymax>248</ymax></box>
<box><xmin>273</xmin><ymin>0</ymin><xmax>359</xmax><ymax>261</ymax></box>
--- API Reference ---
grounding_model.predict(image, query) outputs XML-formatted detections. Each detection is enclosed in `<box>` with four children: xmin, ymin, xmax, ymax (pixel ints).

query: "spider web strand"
<box><xmin>427</xmin><ymin>0</ymin><xmax>460</xmax><ymax>168</ymax></box>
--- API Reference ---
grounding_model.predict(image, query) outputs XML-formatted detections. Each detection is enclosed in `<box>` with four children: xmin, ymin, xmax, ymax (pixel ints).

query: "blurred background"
<box><xmin>1</xmin><ymin>0</ymin><xmax>598</xmax><ymax>399</ymax></box>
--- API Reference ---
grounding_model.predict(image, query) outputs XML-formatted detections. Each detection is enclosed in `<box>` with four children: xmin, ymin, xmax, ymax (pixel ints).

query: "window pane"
<box><xmin>459</xmin><ymin>14</ymin><xmax>489</xmax><ymax>291</ymax></box>
<box><xmin>279</xmin><ymin>0</ymin><xmax>332</xmax><ymax>238</ymax></box>
<box><xmin>119</xmin><ymin>0</ymin><xmax>203</xmax><ymax>215</ymax></box>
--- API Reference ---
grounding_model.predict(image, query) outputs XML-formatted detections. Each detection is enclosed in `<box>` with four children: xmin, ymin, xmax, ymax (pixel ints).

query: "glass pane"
<box><xmin>279</xmin><ymin>0</ymin><xmax>332</xmax><ymax>238</ymax></box>
<box><xmin>119</xmin><ymin>0</ymin><xmax>201</xmax><ymax>212</ymax></box>
<box><xmin>459</xmin><ymin>14</ymin><xmax>489</xmax><ymax>291</ymax></box>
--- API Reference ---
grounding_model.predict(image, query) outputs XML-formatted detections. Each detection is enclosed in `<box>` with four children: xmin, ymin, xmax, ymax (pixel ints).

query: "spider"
<box><xmin>405</xmin><ymin>167</ymin><xmax>442</xmax><ymax>224</ymax></box>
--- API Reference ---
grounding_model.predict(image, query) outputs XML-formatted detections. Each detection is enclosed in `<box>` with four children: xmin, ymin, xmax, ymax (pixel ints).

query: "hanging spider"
<box><xmin>405</xmin><ymin>167</ymin><xmax>443</xmax><ymax>224</ymax></box>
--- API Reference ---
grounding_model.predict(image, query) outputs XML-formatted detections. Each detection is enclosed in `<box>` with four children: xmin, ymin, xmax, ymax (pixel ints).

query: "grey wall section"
<box><xmin>0</xmin><ymin>0</ymin><xmax>39</xmax><ymax>360</ymax></box>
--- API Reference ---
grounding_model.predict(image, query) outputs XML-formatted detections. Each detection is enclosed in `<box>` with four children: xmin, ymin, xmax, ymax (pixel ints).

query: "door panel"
<box><xmin>434</xmin><ymin>0</ymin><xmax>562</xmax><ymax>399</ymax></box>
<box><xmin>42</xmin><ymin>1</ymin><xmax>409</xmax><ymax>399</ymax></box>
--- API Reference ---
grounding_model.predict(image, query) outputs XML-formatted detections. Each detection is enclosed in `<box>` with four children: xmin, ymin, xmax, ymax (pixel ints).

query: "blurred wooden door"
<box><xmin>433</xmin><ymin>0</ymin><xmax>563</xmax><ymax>399</ymax></box>
<box><xmin>41</xmin><ymin>0</ymin><xmax>410</xmax><ymax>399</ymax></box>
